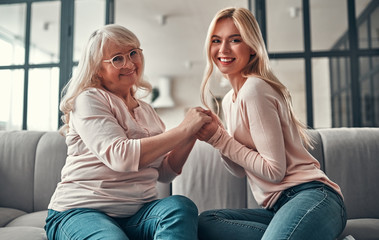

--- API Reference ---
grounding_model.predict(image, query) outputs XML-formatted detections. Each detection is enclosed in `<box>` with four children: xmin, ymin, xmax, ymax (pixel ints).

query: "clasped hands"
<box><xmin>181</xmin><ymin>107</ymin><xmax>224</xmax><ymax>142</ymax></box>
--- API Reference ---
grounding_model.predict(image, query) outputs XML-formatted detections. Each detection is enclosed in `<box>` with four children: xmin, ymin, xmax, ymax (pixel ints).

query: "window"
<box><xmin>257</xmin><ymin>0</ymin><xmax>379</xmax><ymax>128</ymax></box>
<box><xmin>0</xmin><ymin>0</ymin><xmax>108</xmax><ymax>130</ymax></box>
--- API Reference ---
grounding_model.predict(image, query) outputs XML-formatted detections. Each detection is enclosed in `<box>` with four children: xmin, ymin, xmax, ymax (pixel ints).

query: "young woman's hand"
<box><xmin>196</xmin><ymin>111</ymin><xmax>222</xmax><ymax>142</ymax></box>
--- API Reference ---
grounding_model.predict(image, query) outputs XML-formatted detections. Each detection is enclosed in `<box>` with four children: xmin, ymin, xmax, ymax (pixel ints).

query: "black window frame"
<box><xmin>0</xmin><ymin>0</ymin><xmax>114</xmax><ymax>130</ymax></box>
<box><xmin>251</xmin><ymin>0</ymin><xmax>379</xmax><ymax>128</ymax></box>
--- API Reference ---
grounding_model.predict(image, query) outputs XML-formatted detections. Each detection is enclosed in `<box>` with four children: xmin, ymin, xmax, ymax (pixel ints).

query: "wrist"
<box><xmin>207</xmin><ymin>126</ymin><xmax>223</xmax><ymax>146</ymax></box>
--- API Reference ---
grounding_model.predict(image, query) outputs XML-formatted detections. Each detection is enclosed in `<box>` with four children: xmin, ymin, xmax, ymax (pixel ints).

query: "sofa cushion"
<box><xmin>0</xmin><ymin>226</ymin><xmax>47</xmax><ymax>240</ymax></box>
<box><xmin>338</xmin><ymin>218</ymin><xmax>379</xmax><ymax>240</ymax></box>
<box><xmin>0</xmin><ymin>131</ymin><xmax>44</xmax><ymax>213</ymax></box>
<box><xmin>6</xmin><ymin>210</ymin><xmax>47</xmax><ymax>228</ymax></box>
<box><xmin>0</xmin><ymin>207</ymin><xmax>26</xmax><ymax>227</ymax></box>
<box><xmin>319</xmin><ymin>128</ymin><xmax>379</xmax><ymax>219</ymax></box>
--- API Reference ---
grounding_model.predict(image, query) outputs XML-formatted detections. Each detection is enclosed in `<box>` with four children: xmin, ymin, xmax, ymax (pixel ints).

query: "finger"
<box><xmin>193</xmin><ymin>106</ymin><xmax>205</xmax><ymax>112</ymax></box>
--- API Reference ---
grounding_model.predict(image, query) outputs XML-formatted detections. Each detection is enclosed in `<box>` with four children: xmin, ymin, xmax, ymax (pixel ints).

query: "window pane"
<box><xmin>374</xmin><ymin>71</ymin><xmax>379</xmax><ymax>126</ymax></box>
<box><xmin>341</xmin><ymin>91</ymin><xmax>352</xmax><ymax>127</ymax></box>
<box><xmin>370</xmin><ymin>4</ymin><xmax>379</xmax><ymax>48</ymax></box>
<box><xmin>271</xmin><ymin>59</ymin><xmax>307</xmax><ymax>124</ymax></box>
<box><xmin>358</xmin><ymin>19</ymin><xmax>369</xmax><ymax>49</ymax></box>
<box><xmin>329</xmin><ymin>56</ymin><xmax>352</xmax><ymax>127</ymax></box>
<box><xmin>330</xmin><ymin>57</ymin><xmax>339</xmax><ymax>93</ymax></box>
<box><xmin>0</xmin><ymin>69</ymin><xmax>24</xmax><ymax>130</ymax></box>
<box><xmin>73</xmin><ymin>0</ymin><xmax>106</xmax><ymax>62</ymax></box>
<box><xmin>360</xmin><ymin>79</ymin><xmax>373</xmax><ymax>126</ymax></box>
<box><xmin>356</xmin><ymin>0</ymin><xmax>374</xmax><ymax>49</ymax></box>
<box><xmin>339</xmin><ymin>57</ymin><xmax>350</xmax><ymax>89</ymax></box>
<box><xmin>355</xmin><ymin>0</ymin><xmax>372</xmax><ymax>17</ymax></box>
<box><xmin>359</xmin><ymin>56</ymin><xmax>379</xmax><ymax>127</ymax></box>
<box><xmin>359</xmin><ymin>56</ymin><xmax>370</xmax><ymax>77</ymax></box>
<box><xmin>27</xmin><ymin>68</ymin><xmax>59</xmax><ymax>130</ymax></box>
<box><xmin>0</xmin><ymin>4</ymin><xmax>26</xmax><ymax>66</ymax></box>
<box><xmin>29</xmin><ymin>1</ymin><xmax>61</xmax><ymax>64</ymax></box>
<box><xmin>312</xmin><ymin>58</ymin><xmax>332</xmax><ymax>128</ymax></box>
<box><xmin>266</xmin><ymin>0</ymin><xmax>303</xmax><ymax>52</ymax></box>
<box><xmin>332</xmin><ymin>96</ymin><xmax>340</xmax><ymax>127</ymax></box>
<box><xmin>310</xmin><ymin>0</ymin><xmax>348</xmax><ymax>51</ymax></box>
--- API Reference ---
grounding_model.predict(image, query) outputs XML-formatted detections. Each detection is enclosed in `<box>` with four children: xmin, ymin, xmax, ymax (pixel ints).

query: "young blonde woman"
<box><xmin>44</xmin><ymin>24</ymin><xmax>211</xmax><ymax>240</ymax></box>
<box><xmin>197</xmin><ymin>7</ymin><xmax>347</xmax><ymax>240</ymax></box>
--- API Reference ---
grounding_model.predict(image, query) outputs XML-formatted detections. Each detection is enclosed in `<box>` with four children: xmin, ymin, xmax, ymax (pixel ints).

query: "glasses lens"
<box><xmin>129</xmin><ymin>49</ymin><xmax>141</xmax><ymax>62</ymax></box>
<box><xmin>111</xmin><ymin>55</ymin><xmax>126</xmax><ymax>68</ymax></box>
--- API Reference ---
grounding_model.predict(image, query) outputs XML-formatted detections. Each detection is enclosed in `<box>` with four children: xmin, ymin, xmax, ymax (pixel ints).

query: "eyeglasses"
<box><xmin>103</xmin><ymin>48</ymin><xmax>143</xmax><ymax>69</ymax></box>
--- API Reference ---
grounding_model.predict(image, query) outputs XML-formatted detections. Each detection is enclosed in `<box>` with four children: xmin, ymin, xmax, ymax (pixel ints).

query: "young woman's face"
<box><xmin>98</xmin><ymin>40</ymin><xmax>143</xmax><ymax>95</ymax></box>
<box><xmin>210</xmin><ymin>18</ymin><xmax>253</xmax><ymax>79</ymax></box>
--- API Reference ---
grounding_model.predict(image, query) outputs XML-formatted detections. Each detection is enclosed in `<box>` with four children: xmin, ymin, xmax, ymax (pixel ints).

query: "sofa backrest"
<box><xmin>174</xmin><ymin>127</ymin><xmax>379</xmax><ymax>221</ymax></box>
<box><xmin>174</xmin><ymin>129</ymin><xmax>328</xmax><ymax>212</ymax></box>
<box><xmin>1</xmin><ymin>128</ymin><xmax>378</xmax><ymax>220</ymax></box>
<box><xmin>0</xmin><ymin>130</ymin><xmax>171</xmax><ymax>213</ymax></box>
<box><xmin>0</xmin><ymin>130</ymin><xmax>42</xmax><ymax>212</ymax></box>
<box><xmin>173</xmin><ymin>140</ymin><xmax>247</xmax><ymax>213</ymax></box>
<box><xmin>33</xmin><ymin>132</ymin><xmax>67</xmax><ymax>211</ymax></box>
<box><xmin>318</xmin><ymin>128</ymin><xmax>379</xmax><ymax>219</ymax></box>
<box><xmin>0</xmin><ymin>131</ymin><xmax>67</xmax><ymax>213</ymax></box>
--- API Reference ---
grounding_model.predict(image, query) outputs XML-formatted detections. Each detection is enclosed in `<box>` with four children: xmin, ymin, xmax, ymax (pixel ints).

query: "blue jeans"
<box><xmin>45</xmin><ymin>195</ymin><xmax>198</xmax><ymax>240</ymax></box>
<box><xmin>198</xmin><ymin>181</ymin><xmax>347</xmax><ymax>240</ymax></box>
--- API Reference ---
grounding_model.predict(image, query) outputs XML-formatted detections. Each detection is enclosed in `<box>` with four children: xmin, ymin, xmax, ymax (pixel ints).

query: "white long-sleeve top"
<box><xmin>48</xmin><ymin>88</ymin><xmax>177</xmax><ymax>217</ymax></box>
<box><xmin>208</xmin><ymin>77</ymin><xmax>342</xmax><ymax>209</ymax></box>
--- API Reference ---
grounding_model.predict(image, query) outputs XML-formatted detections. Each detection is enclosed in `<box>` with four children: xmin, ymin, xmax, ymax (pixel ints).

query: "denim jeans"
<box><xmin>45</xmin><ymin>195</ymin><xmax>198</xmax><ymax>240</ymax></box>
<box><xmin>198</xmin><ymin>181</ymin><xmax>347</xmax><ymax>240</ymax></box>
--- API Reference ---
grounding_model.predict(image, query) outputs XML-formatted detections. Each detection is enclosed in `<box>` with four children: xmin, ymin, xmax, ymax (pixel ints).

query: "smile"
<box><xmin>120</xmin><ymin>69</ymin><xmax>136</xmax><ymax>76</ymax></box>
<box><xmin>218</xmin><ymin>57</ymin><xmax>234</xmax><ymax>63</ymax></box>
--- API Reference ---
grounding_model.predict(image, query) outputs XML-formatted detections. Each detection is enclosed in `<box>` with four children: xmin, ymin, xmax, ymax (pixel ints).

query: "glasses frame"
<box><xmin>103</xmin><ymin>48</ymin><xmax>143</xmax><ymax>69</ymax></box>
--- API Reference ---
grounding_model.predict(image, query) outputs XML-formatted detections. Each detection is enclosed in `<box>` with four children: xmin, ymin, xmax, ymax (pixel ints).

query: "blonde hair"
<box><xmin>200</xmin><ymin>7</ymin><xmax>313</xmax><ymax>148</ymax></box>
<box><xmin>59</xmin><ymin>24</ymin><xmax>152</xmax><ymax>135</ymax></box>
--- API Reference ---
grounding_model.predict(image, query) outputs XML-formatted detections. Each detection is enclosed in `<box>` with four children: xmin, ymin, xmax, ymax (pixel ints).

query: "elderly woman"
<box><xmin>45</xmin><ymin>24</ymin><xmax>210</xmax><ymax>240</ymax></box>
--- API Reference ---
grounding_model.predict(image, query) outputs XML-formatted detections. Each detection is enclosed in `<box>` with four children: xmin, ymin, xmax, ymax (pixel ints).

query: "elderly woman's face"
<box><xmin>98</xmin><ymin>40</ymin><xmax>143</xmax><ymax>96</ymax></box>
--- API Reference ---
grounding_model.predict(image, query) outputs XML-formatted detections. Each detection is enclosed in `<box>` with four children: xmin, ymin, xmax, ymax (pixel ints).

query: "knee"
<box><xmin>167</xmin><ymin>195</ymin><xmax>198</xmax><ymax>218</ymax></box>
<box><xmin>198</xmin><ymin>210</ymin><xmax>219</xmax><ymax>240</ymax></box>
<box><xmin>198</xmin><ymin>210</ymin><xmax>216</xmax><ymax>227</ymax></box>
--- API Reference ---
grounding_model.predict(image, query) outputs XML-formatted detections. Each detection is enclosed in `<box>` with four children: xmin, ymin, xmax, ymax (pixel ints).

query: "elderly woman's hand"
<box><xmin>178</xmin><ymin>107</ymin><xmax>213</xmax><ymax>137</ymax></box>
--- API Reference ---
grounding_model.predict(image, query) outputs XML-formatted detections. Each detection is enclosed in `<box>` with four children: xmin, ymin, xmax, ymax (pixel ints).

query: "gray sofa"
<box><xmin>0</xmin><ymin>128</ymin><xmax>378</xmax><ymax>240</ymax></box>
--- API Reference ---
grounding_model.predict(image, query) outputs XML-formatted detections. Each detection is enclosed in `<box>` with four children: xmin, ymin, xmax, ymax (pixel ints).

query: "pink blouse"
<box><xmin>208</xmin><ymin>77</ymin><xmax>342</xmax><ymax>209</ymax></box>
<box><xmin>48</xmin><ymin>88</ymin><xmax>177</xmax><ymax>217</ymax></box>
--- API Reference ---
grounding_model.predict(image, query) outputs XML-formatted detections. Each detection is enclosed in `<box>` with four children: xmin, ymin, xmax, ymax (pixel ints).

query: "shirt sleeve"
<box><xmin>70</xmin><ymin>89</ymin><xmax>140</xmax><ymax>173</ymax></box>
<box><xmin>157</xmin><ymin>156</ymin><xmax>179</xmax><ymax>183</ymax></box>
<box><xmin>208</xmin><ymin>86</ymin><xmax>287</xmax><ymax>183</ymax></box>
<box><xmin>136</xmin><ymin>102</ymin><xmax>179</xmax><ymax>182</ymax></box>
